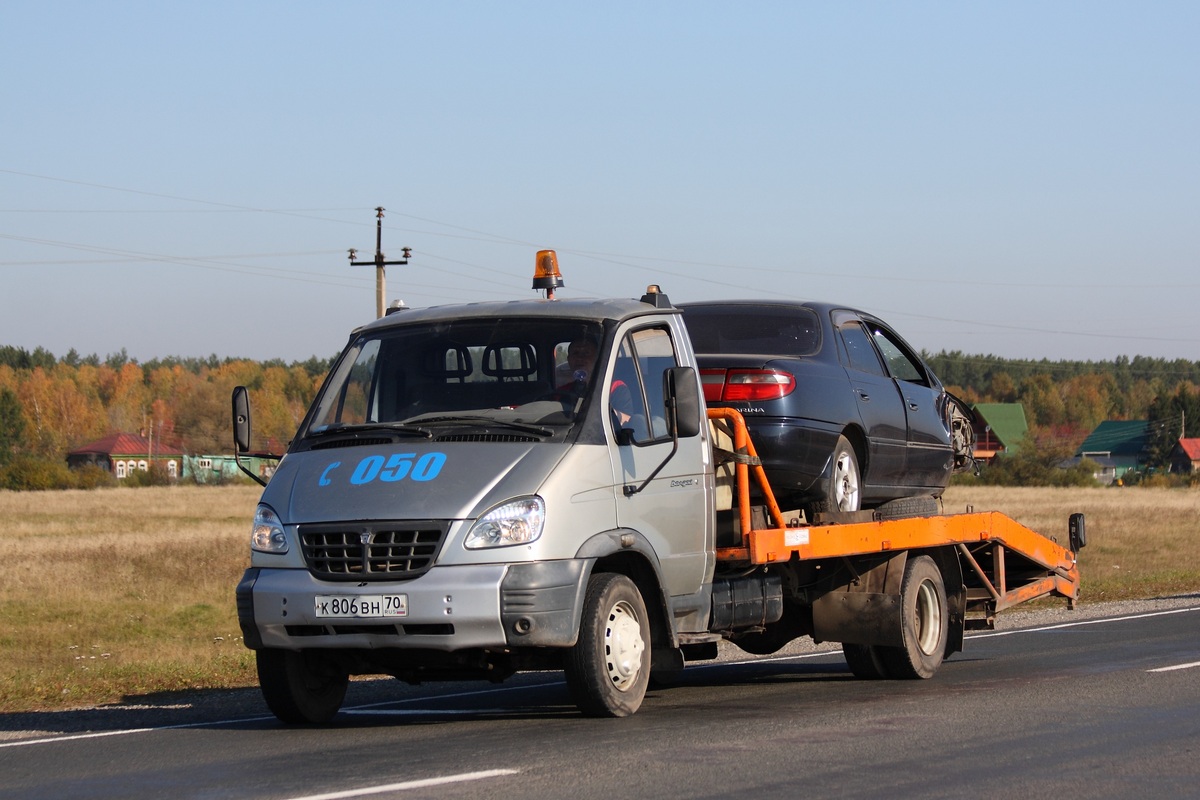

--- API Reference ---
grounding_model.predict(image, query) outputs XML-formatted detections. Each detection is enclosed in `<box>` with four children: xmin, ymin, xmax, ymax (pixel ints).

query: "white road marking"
<box><xmin>281</xmin><ymin>769</ymin><xmax>519</xmax><ymax>800</ymax></box>
<box><xmin>970</xmin><ymin>605</ymin><xmax>1200</xmax><ymax>639</ymax></box>
<box><xmin>1147</xmin><ymin>660</ymin><xmax>1200</xmax><ymax>673</ymax></box>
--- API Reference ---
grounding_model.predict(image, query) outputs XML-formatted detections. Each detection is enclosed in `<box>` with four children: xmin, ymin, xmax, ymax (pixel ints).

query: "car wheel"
<box><xmin>824</xmin><ymin>435</ymin><xmax>861</xmax><ymax>512</ymax></box>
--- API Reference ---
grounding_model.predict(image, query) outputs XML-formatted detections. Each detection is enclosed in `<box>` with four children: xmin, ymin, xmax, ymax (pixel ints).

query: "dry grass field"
<box><xmin>0</xmin><ymin>485</ymin><xmax>261</xmax><ymax>713</ymax></box>
<box><xmin>943</xmin><ymin>485</ymin><xmax>1200</xmax><ymax>601</ymax></box>
<box><xmin>1</xmin><ymin>484</ymin><xmax>1198</xmax><ymax>713</ymax></box>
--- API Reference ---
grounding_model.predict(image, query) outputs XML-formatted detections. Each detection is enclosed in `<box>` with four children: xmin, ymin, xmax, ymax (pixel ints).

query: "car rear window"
<box><xmin>682</xmin><ymin>306</ymin><xmax>821</xmax><ymax>356</ymax></box>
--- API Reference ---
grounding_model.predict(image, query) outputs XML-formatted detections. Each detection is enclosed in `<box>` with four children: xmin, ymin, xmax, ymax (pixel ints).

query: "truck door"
<box><xmin>606</xmin><ymin>326</ymin><xmax>712</xmax><ymax>597</ymax></box>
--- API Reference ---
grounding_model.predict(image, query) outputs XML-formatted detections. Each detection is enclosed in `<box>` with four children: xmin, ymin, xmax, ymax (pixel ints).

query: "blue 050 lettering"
<box><xmin>318</xmin><ymin>452</ymin><xmax>447</xmax><ymax>487</ymax></box>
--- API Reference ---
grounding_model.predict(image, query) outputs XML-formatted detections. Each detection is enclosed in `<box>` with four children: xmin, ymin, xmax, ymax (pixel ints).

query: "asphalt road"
<box><xmin>2</xmin><ymin>598</ymin><xmax>1198</xmax><ymax>800</ymax></box>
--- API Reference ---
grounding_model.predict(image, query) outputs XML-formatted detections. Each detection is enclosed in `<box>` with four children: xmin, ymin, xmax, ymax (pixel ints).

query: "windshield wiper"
<box><xmin>306</xmin><ymin>422</ymin><xmax>434</xmax><ymax>440</ymax></box>
<box><xmin>410</xmin><ymin>415</ymin><xmax>553</xmax><ymax>437</ymax></box>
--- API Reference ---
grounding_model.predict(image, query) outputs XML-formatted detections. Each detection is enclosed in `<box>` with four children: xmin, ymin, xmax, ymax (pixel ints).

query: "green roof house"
<box><xmin>1075</xmin><ymin>420</ymin><xmax>1150</xmax><ymax>480</ymax></box>
<box><xmin>971</xmin><ymin>403</ymin><xmax>1029</xmax><ymax>462</ymax></box>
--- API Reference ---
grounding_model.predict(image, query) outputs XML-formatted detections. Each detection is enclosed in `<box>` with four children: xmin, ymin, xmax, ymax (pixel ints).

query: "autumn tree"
<box><xmin>97</xmin><ymin>362</ymin><xmax>149</xmax><ymax>434</ymax></box>
<box><xmin>1060</xmin><ymin>373</ymin><xmax>1117</xmax><ymax>433</ymax></box>
<box><xmin>1017</xmin><ymin>373</ymin><xmax>1066</xmax><ymax>427</ymax></box>
<box><xmin>16</xmin><ymin>366</ymin><xmax>106</xmax><ymax>457</ymax></box>
<box><xmin>170</xmin><ymin>370</ymin><xmax>229</xmax><ymax>454</ymax></box>
<box><xmin>0</xmin><ymin>387</ymin><xmax>25</xmax><ymax>465</ymax></box>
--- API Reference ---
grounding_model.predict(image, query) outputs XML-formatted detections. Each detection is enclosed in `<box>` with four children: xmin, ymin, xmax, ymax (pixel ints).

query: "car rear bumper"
<box><xmin>734</xmin><ymin>416</ymin><xmax>842</xmax><ymax>503</ymax></box>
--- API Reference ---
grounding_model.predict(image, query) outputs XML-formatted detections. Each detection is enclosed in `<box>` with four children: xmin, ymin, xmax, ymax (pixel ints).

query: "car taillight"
<box><xmin>700</xmin><ymin>369</ymin><xmax>796</xmax><ymax>402</ymax></box>
<box><xmin>700</xmin><ymin>369</ymin><xmax>727</xmax><ymax>402</ymax></box>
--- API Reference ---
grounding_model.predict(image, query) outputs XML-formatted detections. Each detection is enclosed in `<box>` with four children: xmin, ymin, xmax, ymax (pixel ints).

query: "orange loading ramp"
<box><xmin>708</xmin><ymin>408</ymin><xmax>1082</xmax><ymax>626</ymax></box>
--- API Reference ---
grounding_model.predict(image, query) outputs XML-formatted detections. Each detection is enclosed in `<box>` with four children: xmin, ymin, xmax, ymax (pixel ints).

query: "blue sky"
<box><xmin>2</xmin><ymin>2</ymin><xmax>1197</xmax><ymax>363</ymax></box>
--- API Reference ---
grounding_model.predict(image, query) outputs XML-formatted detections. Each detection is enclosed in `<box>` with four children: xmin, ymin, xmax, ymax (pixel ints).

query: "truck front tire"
<box><xmin>257</xmin><ymin>648</ymin><xmax>349</xmax><ymax>724</ymax></box>
<box><xmin>565</xmin><ymin>572</ymin><xmax>651</xmax><ymax>717</ymax></box>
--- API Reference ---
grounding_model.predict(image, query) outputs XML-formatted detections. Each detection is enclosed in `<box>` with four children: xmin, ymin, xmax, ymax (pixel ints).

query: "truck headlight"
<box><xmin>464</xmin><ymin>497</ymin><xmax>545</xmax><ymax>549</ymax></box>
<box><xmin>251</xmin><ymin>505</ymin><xmax>288</xmax><ymax>554</ymax></box>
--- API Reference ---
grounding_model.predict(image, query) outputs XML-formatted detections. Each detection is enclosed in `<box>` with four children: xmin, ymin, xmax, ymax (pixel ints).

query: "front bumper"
<box><xmin>237</xmin><ymin>559</ymin><xmax>590</xmax><ymax>652</ymax></box>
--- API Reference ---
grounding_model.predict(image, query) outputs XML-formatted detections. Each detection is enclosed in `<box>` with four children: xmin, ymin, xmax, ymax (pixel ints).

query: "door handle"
<box><xmin>856</xmin><ymin>389</ymin><xmax>870</xmax><ymax>402</ymax></box>
<box><xmin>908</xmin><ymin>401</ymin><xmax>920</xmax><ymax>411</ymax></box>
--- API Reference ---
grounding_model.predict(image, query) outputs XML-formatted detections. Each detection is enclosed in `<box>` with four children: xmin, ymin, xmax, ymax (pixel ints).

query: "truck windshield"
<box><xmin>303</xmin><ymin>318</ymin><xmax>605</xmax><ymax>438</ymax></box>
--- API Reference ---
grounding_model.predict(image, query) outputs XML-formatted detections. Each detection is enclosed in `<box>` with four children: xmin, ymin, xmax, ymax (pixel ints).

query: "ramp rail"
<box><xmin>708</xmin><ymin>408</ymin><xmax>1081</xmax><ymax>626</ymax></box>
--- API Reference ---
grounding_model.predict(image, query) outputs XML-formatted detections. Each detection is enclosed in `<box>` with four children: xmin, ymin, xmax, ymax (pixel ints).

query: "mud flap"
<box><xmin>811</xmin><ymin>548</ymin><xmax>966</xmax><ymax>656</ymax></box>
<box><xmin>811</xmin><ymin>552</ymin><xmax>907</xmax><ymax>646</ymax></box>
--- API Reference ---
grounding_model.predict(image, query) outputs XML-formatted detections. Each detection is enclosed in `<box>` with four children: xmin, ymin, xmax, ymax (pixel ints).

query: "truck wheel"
<box><xmin>842</xmin><ymin>643</ymin><xmax>891</xmax><ymax>679</ymax></box>
<box><xmin>565</xmin><ymin>572</ymin><xmax>651</xmax><ymax>717</ymax></box>
<box><xmin>257</xmin><ymin>648</ymin><xmax>349</xmax><ymax>724</ymax></box>
<box><xmin>877</xmin><ymin>556</ymin><xmax>948</xmax><ymax>679</ymax></box>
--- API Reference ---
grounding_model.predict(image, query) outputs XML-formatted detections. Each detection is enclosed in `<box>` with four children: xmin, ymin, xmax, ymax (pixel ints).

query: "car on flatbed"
<box><xmin>679</xmin><ymin>300</ymin><xmax>974</xmax><ymax>517</ymax></box>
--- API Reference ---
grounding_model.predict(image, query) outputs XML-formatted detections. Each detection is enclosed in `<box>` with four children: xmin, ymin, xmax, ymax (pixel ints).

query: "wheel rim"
<box><xmin>832</xmin><ymin>452</ymin><xmax>860</xmax><ymax>511</ymax></box>
<box><xmin>604</xmin><ymin>600</ymin><xmax>645</xmax><ymax>691</ymax></box>
<box><xmin>914</xmin><ymin>579</ymin><xmax>942</xmax><ymax>655</ymax></box>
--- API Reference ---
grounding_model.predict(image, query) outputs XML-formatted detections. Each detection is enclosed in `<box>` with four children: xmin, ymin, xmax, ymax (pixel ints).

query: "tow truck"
<box><xmin>233</xmin><ymin>251</ymin><xmax>1084</xmax><ymax>722</ymax></box>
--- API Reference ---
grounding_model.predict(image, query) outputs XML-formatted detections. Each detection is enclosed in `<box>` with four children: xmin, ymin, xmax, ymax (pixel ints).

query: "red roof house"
<box><xmin>1170</xmin><ymin>438</ymin><xmax>1200</xmax><ymax>474</ymax></box>
<box><xmin>66</xmin><ymin>432</ymin><xmax>184</xmax><ymax>479</ymax></box>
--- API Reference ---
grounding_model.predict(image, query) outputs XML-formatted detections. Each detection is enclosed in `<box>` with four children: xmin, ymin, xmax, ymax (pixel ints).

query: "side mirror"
<box><xmin>1069</xmin><ymin>513</ymin><xmax>1087</xmax><ymax>551</ymax></box>
<box><xmin>232</xmin><ymin>386</ymin><xmax>252</xmax><ymax>454</ymax></box>
<box><xmin>665</xmin><ymin>366</ymin><xmax>702</xmax><ymax>439</ymax></box>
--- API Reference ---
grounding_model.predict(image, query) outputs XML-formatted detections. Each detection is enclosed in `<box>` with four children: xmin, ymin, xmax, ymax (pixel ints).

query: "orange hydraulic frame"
<box><xmin>708</xmin><ymin>409</ymin><xmax>1081</xmax><ymax>620</ymax></box>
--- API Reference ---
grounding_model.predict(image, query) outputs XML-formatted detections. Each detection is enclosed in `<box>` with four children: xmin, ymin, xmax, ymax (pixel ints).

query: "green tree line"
<box><xmin>0</xmin><ymin>345</ymin><xmax>334</xmax><ymax>469</ymax></box>
<box><xmin>2</xmin><ymin>344</ymin><xmax>1198</xmax><ymax>487</ymax></box>
<box><xmin>925</xmin><ymin>349</ymin><xmax>1200</xmax><ymax>486</ymax></box>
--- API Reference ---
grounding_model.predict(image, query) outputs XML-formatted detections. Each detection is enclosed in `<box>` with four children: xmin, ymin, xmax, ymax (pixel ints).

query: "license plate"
<box><xmin>315</xmin><ymin>594</ymin><xmax>408</xmax><ymax>619</ymax></box>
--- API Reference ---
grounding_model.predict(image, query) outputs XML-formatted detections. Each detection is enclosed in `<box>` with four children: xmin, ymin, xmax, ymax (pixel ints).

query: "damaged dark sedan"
<box><xmin>680</xmin><ymin>300</ymin><xmax>974</xmax><ymax>518</ymax></box>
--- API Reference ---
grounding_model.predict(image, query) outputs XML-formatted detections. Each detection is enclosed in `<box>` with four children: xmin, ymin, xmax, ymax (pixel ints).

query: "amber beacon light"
<box><xmin>532</xmin><ymin>249</ymin><xmax>564</xmax><ymax>298</ymax></box>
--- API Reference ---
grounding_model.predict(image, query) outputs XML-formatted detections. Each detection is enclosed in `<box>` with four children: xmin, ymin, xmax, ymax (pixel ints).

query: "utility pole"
<box><xmin>349</xmin><ymin>207</ymin><xmax>411</xmax><ymax>319</ymax></box>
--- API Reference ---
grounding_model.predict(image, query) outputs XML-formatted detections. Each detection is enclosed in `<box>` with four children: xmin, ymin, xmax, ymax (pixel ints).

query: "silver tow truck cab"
<box><xmin>234</xmin><ymin>286</ymin><xmax>714</xmax><ymax>722</ymax></box>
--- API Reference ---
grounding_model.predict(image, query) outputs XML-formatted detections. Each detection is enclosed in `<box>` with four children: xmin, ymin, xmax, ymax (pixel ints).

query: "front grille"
<box><xmin>298</xmin><ymin>521</ymin><xmax>447</xmax><ymax>581</ymax></box>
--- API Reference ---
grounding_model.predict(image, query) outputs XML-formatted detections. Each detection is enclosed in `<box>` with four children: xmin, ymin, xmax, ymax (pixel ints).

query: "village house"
<box><xmin>1169</xmin><ymin>438</ymin><xmax>1200</xmax><ymax>474</ymax></box>
<box><xmin>970</xmin><ymin>403</ymin><xmax>1029</xmax><ymax>463</ymax></box>
<box><xmin>1071</xmin><ymin>420</ymin><xmax>1151</xmax><ymax>484</ymax></box>
<box><xmin>66</xmin><ymin>432</ymin><xmax>184</xmax><ymax>479</ymax></box>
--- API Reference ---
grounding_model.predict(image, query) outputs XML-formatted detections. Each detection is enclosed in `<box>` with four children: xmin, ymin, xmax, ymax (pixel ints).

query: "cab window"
<box><xmin>612</xmin><ymin>327</ymin><xmax>679</xmax><ymax>442</ymax></box>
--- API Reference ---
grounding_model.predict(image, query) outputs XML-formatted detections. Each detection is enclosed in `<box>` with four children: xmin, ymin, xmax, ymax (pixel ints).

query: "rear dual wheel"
<box><xmin>843</xmin><ymin>642</ymin><xmax>890</xmax><ymax>679</ymax></box>
<box><xmin>843</xmin><ymin>556</ymin><xmax>948</xmax><ymax>680</ymax></box>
